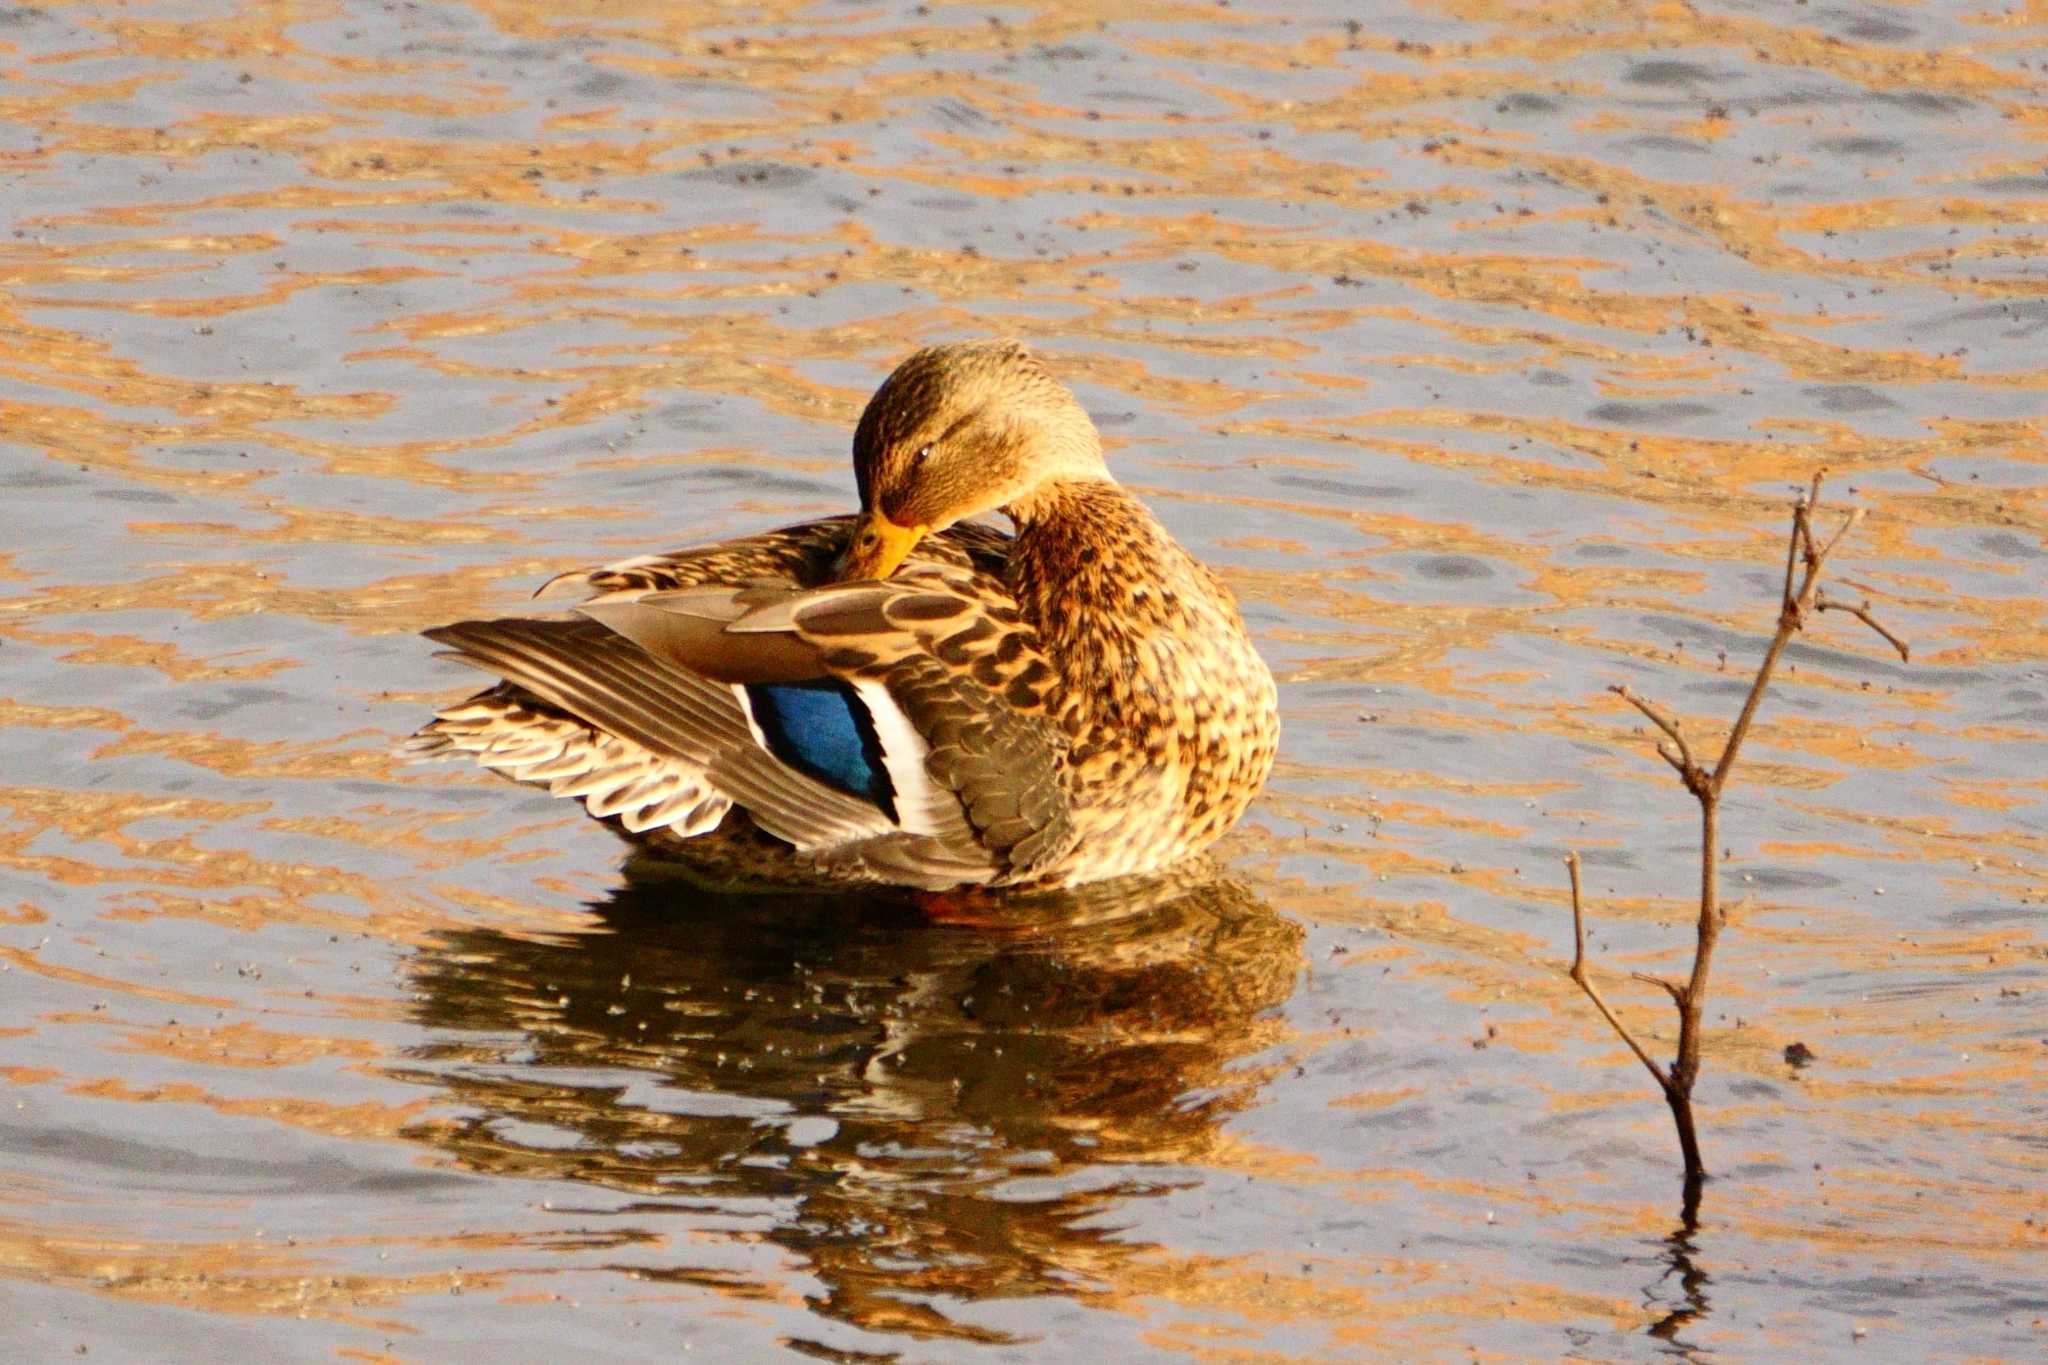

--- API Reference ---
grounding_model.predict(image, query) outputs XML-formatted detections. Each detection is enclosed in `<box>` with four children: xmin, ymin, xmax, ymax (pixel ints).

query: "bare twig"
<box><xmin>1611</xmin><ymin>685</ymin><xmax>1699</xmax><ymax>786</ymax></box>
<box><xmin>1811</xmin><ymin>504</ymin><xmax>1865</xmax><ymax>568</ymax></box>
<box><xmin>1562</xmin><ymin>474</ymin><xmax>1908</xmax><ymax>1193</ymax></box>
<box><xmin>1816</xmin><ymin>592</ymin><xmax>1911</xmax><ymax>662</ymax></box>
<box><xmin>1711</xmin><ymin>486</ymin><xmax>1858</xmax><ymax>796</ymax></box>
<box><xmin>1778</xmin><ymin>484</ymin><xmax>1810</xmax><ymax>612</ymax></box>
<box><xmin>1632</xmin><ymin>973</ymin><xmax>1687</xmax><ymax>1008</ymax></box>
<box><xmin>1565</xmin><ymin>852</ymin><xmax>1671</xmax><ymax>1089</ymax></box>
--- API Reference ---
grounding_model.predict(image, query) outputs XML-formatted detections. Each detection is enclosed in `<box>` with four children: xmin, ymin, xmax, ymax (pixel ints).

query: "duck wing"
<box><xmin>416</xmin><ymin>521</ymin><xmax>1073</xmax><ymax>888</ymax></box>
<box><xmin>532</xmin><ymin>516</ymin><xmax>1010</xmax><ymax>600</ymax></box>
<box><xmin>580</xmin><ymin>577</ymin><xmax>1076</xmax><ymax>881</ymax></box>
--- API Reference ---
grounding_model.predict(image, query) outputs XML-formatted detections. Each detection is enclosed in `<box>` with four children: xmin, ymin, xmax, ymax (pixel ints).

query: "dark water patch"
<box><xmin>1825</xmin><ymin>1273</ymin><xmax>2040</xmax><ymax>1310</ymax></box>
<box><xmin>683</xmin><ymin>160</ymin><xmax>816</xmax><ymax>190</ymax></box>
<box><xmin>1935</xmin><ymin>902</ymin><xmax>2043</xmax><ymax>929</ymax></box>
<box><xmin>1876</xmin><ymin>89</ymin><xmax>1975</xmax><ymax>115</ymax></box>
<box><xmin>1274</xmin><ymin>473</ymin><xmax>1406</xmax><ymax>501</ymax></box>
<box><xmin>1550</xmin><ymin>1243</ymin><xmax>1636</xmax><ymax>1271</ymax></box>
<box><xmin>1975</xmin><ymin>531</ymin><xmax>2040</xmax><ymax>559</ymax></box>
<box><xmin>1414</xmin><ymin>554</ymin><xmax>1493</xmax><ymax>582</ymax></box>
<box><xmin>1563</xmin><ymin>845</ymin><xmax>1637</xmax><ymax>870</ymax></box>
<box><xmin>1861</xmin><ymin>978</ymin><xmax>1963</xmax><ymax>1003</ymax></box>
<box><xmin>1384</xmin><ymin>724</ymin><xmax>1472</xmax><ymax>747</ymax></box>
<box><xmin>1814</xmin><ymin>135</ymin><xmax>1904</xmax><ymax>158</ymax></box>
<box><xmin>1619</xmin><ymin>134</ymin><xmax>1708</xmax><ymax>156</ymax></box>
<box><xmin>0</xmin><ymin>464</ymin><xmax>82</xmax><ymax>489</ymax></box>
<box><xmin>1725</xmin><ymin>1160</ymin><xmax>1796</xmax><ymax>1178</ymax></box>
<box><xmin>931</xmin><ymin>97</ymin><xmax>992</xmax><ymax>129</ymax></box>
<box><xmin>176</xmin><ymin>686</ymin><xmax>300</xmax><ymax>722</ymax></box>
<box><xmin>649</xmin><ymin>399</ymin><xmax>726</xmax><ymax>433</ymax></box>
<box><xmin>1670</xmin><ymin>674</ymin><xmax>1789</xmax><ymax>709</ymax></box>
<box><xmin>1587</xmin><ymin>399</ymin><xmax>1715</xmax><ymax>426</ymax></box>
<box><xmin>1804</xmin><ymin>384</ymin><xmax>1896</xmax><ymax>413</ymax></box>
<box><xmin>1979</xmin><ymin>174</ymin><xmax>2048</xmax><ymax>195</ymax></box>
<box><xmin>1626</xmin><ymin>60</ymin><xmax>1715</xmax><ymax>87</ymax></box>
<box><xmin>1926</xmin><ymin>298</ymin><xmax>2048</xmax><ymax>335</ymax></box>
<box><xmin>1781</xmin><ymin>635</ymin><xmax>1930</xmax><ymax>683</ymax></box>
<box><xmin>496</xmin><ymin>40</ymin><xmax>600</xmax><ymax>62</ymax></box>
<box><xmin>1763</xmin><ymin>177</ymin><xmax>1821</xmax><ymax>201</ymax></box>
<box><xmin>574</xmin><ymin>69</ymin><xmax>632</xmax><ymax>99</ymax></box>
<box><xmin>1741</xmin><ymin>866</ymin><xmax>1840</xmax><ymax>891</ymax></box>
<box><xmin>1496</xmin><ymin>91</ymin><xmax>1561</xmax><ymax>114</ymax></box>
<box><xmin>1726</xmin><ymin>1079</ymin><xmax>1783</xmax><ymax>1100</ymax></box>
<box><xmin>1837</xmin><ymin>17</ymin><xmax>1918</xmax><ymax>43</ymax></box>
<box><xmin>1348</xmin><ymin>1103</ymin><xmax>1433</xmax><ymax>1130</ymax></box>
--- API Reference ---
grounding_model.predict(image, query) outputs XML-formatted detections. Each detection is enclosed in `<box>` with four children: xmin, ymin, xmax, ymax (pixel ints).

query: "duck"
<box><xmin>407</xmin><ymin>340</ymin><xmax>1279</xmax><ymax>891</ymax></box>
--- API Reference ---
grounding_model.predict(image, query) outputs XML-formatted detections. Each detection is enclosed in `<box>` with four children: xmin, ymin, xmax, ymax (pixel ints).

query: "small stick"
<box><xmin>1811</xmin><ymin>505</ymin><xmax>1866</xmax><ymax>568</ymax></box>
<box><xmin>1565</xmin><ymin>852</ymin><xmax>1672</xmax><ymax>1090</ymax></box>
<box><xmin>1612</xmin><ymin>685</ymin><xmax>1701</xmax><ymax>788</ymax></box>
<box><xmin>1712</xmin><ymin>491</ymin><xmax>1857</xmax><ymax>797</ymax></box>
<box><xmin>1562</xmin><ymin>473</ymin><xmax>1907</xmax><ymax>1195</ymax></box>
<box><xmin>1633</xmin><ymin>972</ymin><xmax>1687</xmax><ymax>1008</ymax></box>
<box><xmin>1816</xmin><ymin>592</ymin><xmax>1911</xmax><ymax>662</ymax></box>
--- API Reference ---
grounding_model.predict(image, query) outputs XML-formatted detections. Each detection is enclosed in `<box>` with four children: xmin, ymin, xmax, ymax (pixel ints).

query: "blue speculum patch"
<box><xmin>744</xmin><ymin>679</ymin><xmax>899</xmax><ymax>823</ymax></box>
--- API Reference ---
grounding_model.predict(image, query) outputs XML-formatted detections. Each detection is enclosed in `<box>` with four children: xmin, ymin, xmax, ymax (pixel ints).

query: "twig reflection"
<box><xmin>1645</xmin><ymin>1202</ymin><xmax>1710</xmax><ymax>1360</ymax></box>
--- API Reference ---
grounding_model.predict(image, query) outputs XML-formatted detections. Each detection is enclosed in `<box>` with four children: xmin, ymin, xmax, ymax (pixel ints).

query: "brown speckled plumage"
<box><xmin>407</xmin><ymin>341</ymin><xmax>1279</xmax><ymax>890</ymax></box>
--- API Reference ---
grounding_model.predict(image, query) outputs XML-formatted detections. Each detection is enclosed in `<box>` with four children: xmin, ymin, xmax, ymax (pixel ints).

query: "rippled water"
<box><xmin>3</xmin><ymin>1</ymin><xmax>2044</xmax><ymax>1360</ymax></box>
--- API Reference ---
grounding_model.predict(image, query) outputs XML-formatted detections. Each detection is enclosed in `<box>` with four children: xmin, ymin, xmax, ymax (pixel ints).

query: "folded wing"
<box><xmin>413</xmin><ymin>524</ymin><xmax>1074</xmax><ymax>888</ymax></box>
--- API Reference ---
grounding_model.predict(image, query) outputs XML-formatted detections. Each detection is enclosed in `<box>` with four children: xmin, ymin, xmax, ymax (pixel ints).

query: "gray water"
<box><xmin>2</xmin><ymin>1</ymin><xmax>2044</xmax><ymax>1361</ymax></box>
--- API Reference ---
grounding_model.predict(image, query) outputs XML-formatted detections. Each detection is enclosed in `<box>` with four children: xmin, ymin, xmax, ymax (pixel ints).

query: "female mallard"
<box><xmin>409</xmin><ymin>340</ymin><xmax>1278</xmax><ymax>890</ymax></box>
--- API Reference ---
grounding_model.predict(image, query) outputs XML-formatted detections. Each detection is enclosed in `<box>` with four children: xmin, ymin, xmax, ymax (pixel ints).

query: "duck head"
<box><xmin>834</xmin><ymin>340</ymin><xmax>1110</xmax><ymax>581</ymax></box>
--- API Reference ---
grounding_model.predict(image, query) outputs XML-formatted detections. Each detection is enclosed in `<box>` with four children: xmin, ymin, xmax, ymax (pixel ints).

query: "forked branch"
<box><xmin>1564</xmin><ymin>474</ymin><xmax>1906</xmax><ymax>1192</ymax></box>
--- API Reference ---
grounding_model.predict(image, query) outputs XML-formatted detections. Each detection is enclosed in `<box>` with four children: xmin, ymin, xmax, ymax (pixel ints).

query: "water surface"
<box><xmin>2</xmin><ymin>1</ymin><xmax>2044</xmax><ymax>1361</ymax></box>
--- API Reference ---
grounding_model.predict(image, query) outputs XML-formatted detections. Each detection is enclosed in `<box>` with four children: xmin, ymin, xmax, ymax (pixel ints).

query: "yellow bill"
<box><xmin>832</xmin><ymin>509</ymin><xmax>927</xmax><ymax>581</ymax></box>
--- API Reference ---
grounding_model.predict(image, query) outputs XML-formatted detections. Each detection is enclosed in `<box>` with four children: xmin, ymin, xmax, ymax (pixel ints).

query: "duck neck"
<box><xmin>1003</xmin><ymin>477</ymin><xmax>1151</xmax><ymax>619</ymax></box>
<box><xmin>1001</xmin><ymin>477</ymin><xmax>1219</xmax><ymax>680</ymax></box>
<box><xmin>1000</xmin><ymin>471</ymin><xmax>1118</xmax><ymax>534</ymax></box>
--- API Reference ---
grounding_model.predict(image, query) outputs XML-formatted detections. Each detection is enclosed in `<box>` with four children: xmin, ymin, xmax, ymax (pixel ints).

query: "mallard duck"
<box><xmin>408</xmin><ymin>340</ymin><xmax>1278</xmax><ymax>890</ymax></box>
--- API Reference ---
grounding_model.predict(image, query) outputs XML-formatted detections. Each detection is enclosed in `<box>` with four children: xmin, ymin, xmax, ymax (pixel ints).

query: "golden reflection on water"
<box><xmin>391</xmin><ymin>869</ymin><xmax>1301</xmax><ymax>1342</ymax></box>
<box><xmin>0</xmin><ymin>0</ymin><xmax>2044</xmax><ymax>1357</ymax></box>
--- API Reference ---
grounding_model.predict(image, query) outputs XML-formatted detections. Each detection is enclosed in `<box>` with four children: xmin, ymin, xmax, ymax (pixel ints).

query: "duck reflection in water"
<box><xmin>392</xmin><ymin>865</ymin><xmax>1302</xmax><ymax>1341</ymax></box>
